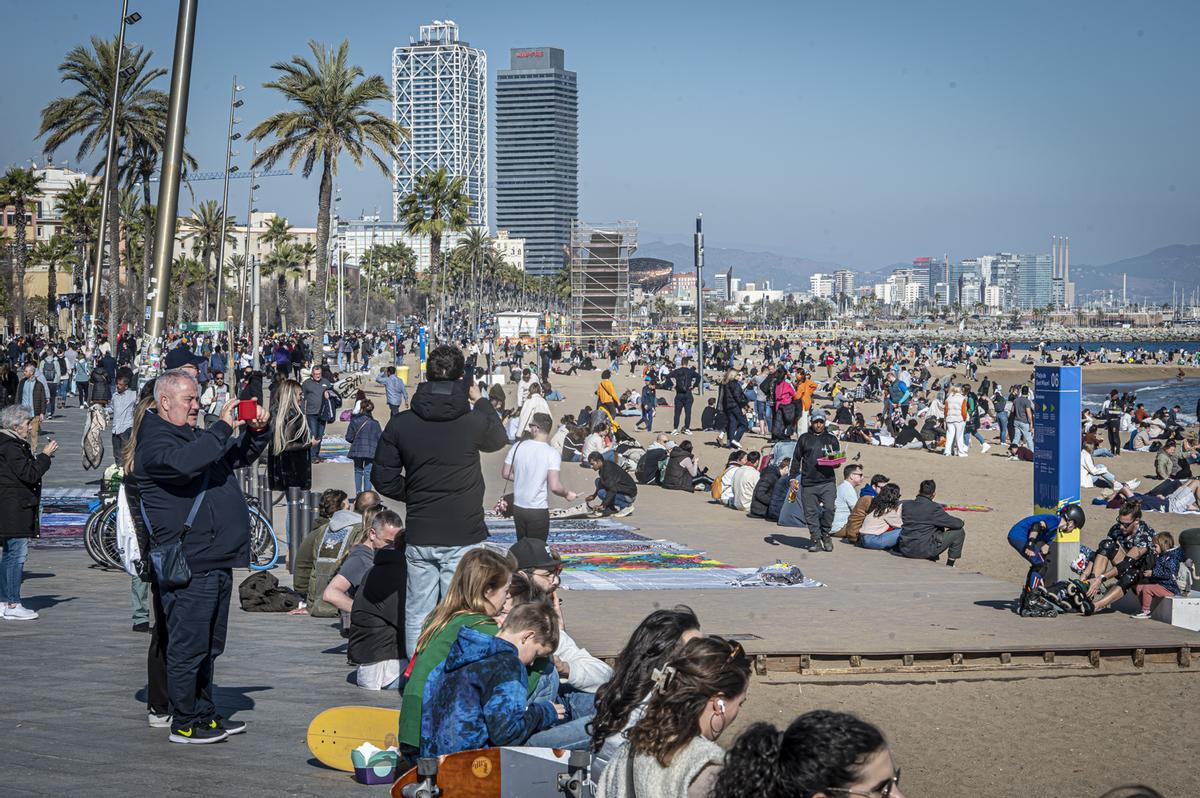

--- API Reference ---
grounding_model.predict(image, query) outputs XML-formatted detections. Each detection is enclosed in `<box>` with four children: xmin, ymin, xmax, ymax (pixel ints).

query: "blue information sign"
<box><xmin>418</xmin><ymin>325</ymin><xmax>427</xmax><ymax>363</ymax></box>
<box><xmin>1033</xmin><ymin>366</ymin><xmax>1082</xmax><ymax>526</ymax></box>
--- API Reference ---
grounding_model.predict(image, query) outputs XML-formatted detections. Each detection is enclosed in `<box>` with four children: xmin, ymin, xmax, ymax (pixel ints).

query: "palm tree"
<box><xmin>249</xmin><ymin>40</ymin><xmax>407</xmax><ymax>344</ymax></box>
<box><xmin>55</xmin><ymin>179</ymin><xmax>100</xmax><ymax>333</ymax></box>
<box><xmin>119</xmin><ymin>138</ymin><xmax>195</xmax><ymax>317</ymax></box>
<box><xmin>261</xmin><ymin>215</ymin><xmax>294</xmax><ymax>252</ymax></box>
<box><xmin>38</xmin><ymin>35</ymin><xmax>169</xmax><ymax>342</ymax></box>
<box><xmin>171</xmin><ymin>253</ymin><xmax>204</xmax><ymax>327</ymax></box>
<box><xmin>294</xmin><ymin>242</ymin><xmax>317</xmax><ymax>324</ymax></box>
<box><xmin>32</xmin><ymin>234</ymin><xmax>74</xmax><ymax>335</ymax></box>
<box><xmin>453</xmin><ymin>227</ymin><xmax>494</xmax><ymax>336</ymax></box>
<box><xmin>181</xmin><ymin>200</ymin><xmax>236</xmax><ymax>320</ymax></box>
<box><xmin>263</xmin><ymin>241</ymin><xmax>305</xmax><ymax>330</ymax></box>
<box><xmin>397</xmin><ymin>168</ymin><xmax>471</xmax><ymax>335</ymax></box>
<box><xmin>0</xmin><ymin>167</ymin><xmax>46</xmax><ymax>333</ymax></box>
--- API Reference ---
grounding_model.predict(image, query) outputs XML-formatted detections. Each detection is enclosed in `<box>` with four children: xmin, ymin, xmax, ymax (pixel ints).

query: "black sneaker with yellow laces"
<box><xmin>169</xmin><ymin>719</ymin><xmax>228</xmax><ymax>744</ymax></box>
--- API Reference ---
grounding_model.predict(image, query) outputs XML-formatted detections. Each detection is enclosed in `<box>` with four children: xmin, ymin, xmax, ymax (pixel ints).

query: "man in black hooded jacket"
<box><xmin>372</xmin><ymin>345</ymin><xmax>507</xmax><ymax>657</ymax></box>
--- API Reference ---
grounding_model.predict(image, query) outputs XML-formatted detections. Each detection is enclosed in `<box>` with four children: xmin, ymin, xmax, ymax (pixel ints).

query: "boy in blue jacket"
<box><xmin>420</xmin><ymin>600</ymin><xmax>564</xmax><ymax>757</ymax></box>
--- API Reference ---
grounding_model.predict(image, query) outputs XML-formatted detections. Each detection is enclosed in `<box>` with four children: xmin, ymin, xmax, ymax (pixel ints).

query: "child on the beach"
<box><xmin>1132</xmin><ymin>532</ymin><xmax>1187</xmax><ymax>618</ymax></box>
<box><xmin>1006</xmin><ymin>504</ymin><xmax>1088</xmax><ymax>617</ymax></box>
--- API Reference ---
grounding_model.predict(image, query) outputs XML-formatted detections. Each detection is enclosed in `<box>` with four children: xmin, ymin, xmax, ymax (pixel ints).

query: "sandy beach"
<box><xmin>312</xmin><ymin>348</ymin><xmax>1200</xmax><ymax>798</ymax></box>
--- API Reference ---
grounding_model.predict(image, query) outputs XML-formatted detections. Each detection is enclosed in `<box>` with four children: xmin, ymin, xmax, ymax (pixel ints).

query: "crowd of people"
<box><xmin>6</xmin><ymin>321</ymin><xmax>1194</xmax><ymax>795</ymax></box>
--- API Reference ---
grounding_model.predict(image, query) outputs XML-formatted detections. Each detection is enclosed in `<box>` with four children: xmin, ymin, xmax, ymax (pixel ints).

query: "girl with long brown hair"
<box><xmin>596</xmin><ymin>635</ymin><xmax>752</xmax><ymax>798</ymax></box>
<box><xmin>397</xmin><ymin>547</ymin><xmax>516</xmax><ymax>760</ymax></box>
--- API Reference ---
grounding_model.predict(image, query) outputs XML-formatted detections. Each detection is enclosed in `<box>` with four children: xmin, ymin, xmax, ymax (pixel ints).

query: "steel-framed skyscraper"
<box><xmin>392</xmin><ymin>20</ymin><xmax>487</xmax><ymax>227</ymax></box>
<box><xmin>495</xmin><ymin>47</ymin><xmax>578</xmax><ymax>276</ymax></box>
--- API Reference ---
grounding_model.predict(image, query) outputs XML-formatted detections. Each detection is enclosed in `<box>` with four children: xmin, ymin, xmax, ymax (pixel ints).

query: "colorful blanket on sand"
<box><xmin>559</xmin><ymin>551</ymin><xmax>733</xmax><ymax>571</ymax></box>
<box><xmin>943</xmin><ymin>504</ymin><xmax>994</xmax><ymax>512</ymax></box>
<box><xmin>561</xmin><ymin>567</ymin><xmax>825</xmax><ymax>591</ymax></box>
<box><xmin>32</xmin><ymin>491</ymin><xmax>100</xmax><ymax>548</ymax></box>
<box><xmin>317</xmin><ymin>436</ymin><xmax>351</xmax><ymax>463</ymax></box>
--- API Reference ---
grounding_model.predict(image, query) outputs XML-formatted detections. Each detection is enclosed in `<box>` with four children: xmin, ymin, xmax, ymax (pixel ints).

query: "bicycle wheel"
<box><xmin>83</xmin><ymin>504</ymin><xmax>119</xmax><ymax>569</ymax></box>
<box><xmin>94</xmin><ymin>503</ymin><xmax>124</xmax><ymax>570</ymax></box>
<box><xmin>248</xmin><ymin>505</ymin><xmax>280</xmax><ymax>571</ymax></box>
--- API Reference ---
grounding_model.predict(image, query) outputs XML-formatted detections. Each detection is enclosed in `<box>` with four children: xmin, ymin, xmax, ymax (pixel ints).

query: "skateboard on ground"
<box><xmin>392</xmin><ymin>746</ymin><xmax>583</xmax><ymax>798</ymax></box>
<box><xmin>307</xmin><ymin>705</ymin><xmax>401</xmax><ymax>772</ymax></box>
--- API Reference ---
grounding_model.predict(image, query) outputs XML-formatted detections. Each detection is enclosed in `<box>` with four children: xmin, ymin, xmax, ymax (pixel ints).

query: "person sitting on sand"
<box><xmin>858</xmin><ymin>482</ymin><xmax>904</xmax><ymax>551</ymax></box>
<box><xmin>1079</xmin><ymin>500</ymin><xmax>1155</xmax><ymax>600</ymax></box>
<box><xmin>1081</xmin><ymin>436</ymin><xmax>1139</xmax><ymax>491</ymax></box>
<box><xmin>1008</xmin><ymin>443</ymin><xmax>1035</xmax><ymax>462</ymax></box>
<box><xmin>893</xmin><ymin>418</ymin><xmax>924</xmax><ymax>450</ymax></box>
<box><xmin>896</xmin><ymin>479</ymin><xmax>965</xmax><ymax>566</ymax></box>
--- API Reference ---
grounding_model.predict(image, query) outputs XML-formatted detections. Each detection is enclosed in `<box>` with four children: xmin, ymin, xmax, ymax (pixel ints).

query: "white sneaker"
<box><xmin>1126</xmin><ymin>479</ymin><xmax>1141</xmax><ymax>490</ymax></box>
<box><xmin>959</xmin><ymin>452</ymin><xmax>969</xmax><ymax>458</ymax></box>
<box><xmin>3</xmin><ymin>604</ymin><xmax>38</xmax><ymax>620</ymax></box>
<box><xmin>614</xmin><ymin>506</ymin><xmax>634</xmax><ymax>518</ymax></box>
<box><xmin>1132</xmin><ymin>611</ymin><xmax>1152</xmax><ymax>619</ymax></box>
<box><xmin>981</xmin><ymin>443</ymin><xmax>991</xmax><ymax>454</ymax></box>
<box><xmin>148</xmin><ymin>712</ymin><xmax>173</xmax><ymax>728</ymax></box>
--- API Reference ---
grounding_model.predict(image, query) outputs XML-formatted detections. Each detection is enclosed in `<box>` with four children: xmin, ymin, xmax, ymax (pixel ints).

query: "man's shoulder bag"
<box><xmin>140</xmin><ymin>474</ymin><xmax>208</xmax><ymax>589</ymax></box>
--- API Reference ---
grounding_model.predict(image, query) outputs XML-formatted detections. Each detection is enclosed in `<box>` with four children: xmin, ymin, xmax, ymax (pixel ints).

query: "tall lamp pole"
<box><xmin>213</xmin><ymin>77</ymin><xmax>244</xmax><ymax>323</ymax></box>
<box><xmin>694</xmin><ymin>213</ymin><xmax>705</xmax><ymax>394</ymax></box>
<box><xmin>145</xmin><ymin>0</ymin><xmax>198</xmax><ymax>351</ymax></box>
<box><xmin>238</xmin><ymin>148</ymin><xmax>259</xmax><ymax>336</ymax></box>
<box><xmin>89</xmin><ymin>0</ymin><xmax>140</xmax><ymax>347</ymax></box>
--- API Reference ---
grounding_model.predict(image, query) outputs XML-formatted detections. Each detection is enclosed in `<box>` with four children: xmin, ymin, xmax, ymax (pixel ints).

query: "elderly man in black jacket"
<box><xmin>372</xmin><ymin>345</ymin><xmax>507</xmax><ymax>658</ymax></box>
<box><xmin>897</xmin><ymin>479</ymin><xmax>966</xmax><ymax>566</ymax></box>
<box><xmin>135</xmin><ymin>369</ymin><xmax>270</xmax><ymax>744</ymax></box>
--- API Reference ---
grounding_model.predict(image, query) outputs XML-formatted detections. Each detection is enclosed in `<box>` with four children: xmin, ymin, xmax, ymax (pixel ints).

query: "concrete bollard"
<box><xmin>286</xmin><ymin>487</ymin><xmax>305</xmax><ymax>573</ymax></box>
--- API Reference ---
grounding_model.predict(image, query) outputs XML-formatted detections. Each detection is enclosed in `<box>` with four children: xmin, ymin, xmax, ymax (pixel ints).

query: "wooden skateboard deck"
<box><xmin>392</xmin><ymin>746</ymin><xmax>575</xmax><ymax>798</ymax></box>
<box><xmin>307</xmin><ymin>705</ymin><xmax>401</xmax><ymax>772</ymax></box>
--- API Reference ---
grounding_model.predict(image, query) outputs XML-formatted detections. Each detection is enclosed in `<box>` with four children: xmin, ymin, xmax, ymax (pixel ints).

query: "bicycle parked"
<box><xmin>83</xmin><ymin>490</ymin><xmax>279</xmax><ymax>572</ymax></box>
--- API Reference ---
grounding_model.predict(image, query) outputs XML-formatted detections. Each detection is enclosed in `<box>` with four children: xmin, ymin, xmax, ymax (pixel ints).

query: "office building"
<box><xmin>392</xmin><ymin>21</ymin><xmax>488</xmax><ymax>227</ymax></box>
<box><xmin>493</xmin><ymin>229</ymin><xmax>526</xmax><ymax>271</ymax></box>
<box><xmin>911</xmin><ymin>257</ymin><xmax>935</xmax><ymax>296</ymax></box>
<box><xmin>833</xmin><ymin>269</ymin><xmax>855</xmax><ymax>299</ymax></box>
<box><xmin>950</xmin><ymin>259</ymin><xmax>980</xmax><ymax>305</ymax></box>
<box><xmin>333</xmin><ymin>215</ymin><xmax>467</xmax><ymax>274</ymax></box>
<box><xmin>495</xmin><ymin>47</ymin><xmax>578</xmax><ymax>276</ymax></box>
<box><xmin>990</xmin><ymin>253</ymin><xmax>1021</xmax><ymax>310</ymax></box>
<box><xmin>959</xmin><ymin>273</ymin><xmax>982</xmax><ymax>307</ymax></box>
<box><xmin>1017</xmin><ymin>253</ymin><xmax>1053</xmax><ymax>310</ymax></box>
<box><xmin>810</xmin><ymin>273</ymin><xmax>834</xmax><ymax>300</ymax></box>
<box><xmin>984</xmin><ymin>284</ymin><xmax>1004</xmax><ymax>310</ymax></box>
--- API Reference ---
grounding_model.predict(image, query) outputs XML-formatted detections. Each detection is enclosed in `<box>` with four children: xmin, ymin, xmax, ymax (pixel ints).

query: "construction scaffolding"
<box><xmin>570</xmin><ymin>221</ymin><xmax>637</xmax><ymax>341</ymax></box>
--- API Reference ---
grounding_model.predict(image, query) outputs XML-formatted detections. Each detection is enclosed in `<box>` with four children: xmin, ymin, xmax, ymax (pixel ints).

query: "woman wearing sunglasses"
<box><xmin>712</xmin><ymin>710</ymin><xmax>904</xmax><ymax>798</ymax></box>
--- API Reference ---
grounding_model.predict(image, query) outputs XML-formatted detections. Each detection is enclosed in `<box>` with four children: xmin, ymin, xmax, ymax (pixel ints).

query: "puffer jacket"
<box><xmin>419</xmin><ymin>626</ymin><xmax>557</xmax><ymax>757</ymax></box>
<box><xmin>345</xmin><ymin>412</ymin><xmax>383</xmax><ymax>460</ymax></box>
<box><xmin>372</xmin><ymin>380</ymin><xmax>507</xmax><ymax>547</ymax></box>
<box><xmin>750</xmin><ymin>464</ymin><xmax>782</xmax><ymax>518</ymax></box>
<box><xmin>0</xmin><ymin>430</ymin><xmax>52</xmax><ymax>539</ymax></box>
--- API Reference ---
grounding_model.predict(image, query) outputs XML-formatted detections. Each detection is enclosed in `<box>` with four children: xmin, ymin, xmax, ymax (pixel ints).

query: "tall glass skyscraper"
<box><xmin>392</xmin><ymin>21</ymin><xmax>488</xmax><ymax>227</ymax></box>
<box><xmin>495</xmin><ymin>48</ymin><xmax>578</xmax><ymax>276</ymax></box>
<box><xmin>1017</xmin><ymin>253</ymin><xmax>1053</xmax><ymax>310</ymax></box>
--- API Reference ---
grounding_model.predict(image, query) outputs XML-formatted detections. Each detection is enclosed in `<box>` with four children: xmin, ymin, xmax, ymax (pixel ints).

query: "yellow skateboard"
<box><xmin>306</xmin><ymin>705</ymin><xmax>402</xmax><ymax>773</ymax></box>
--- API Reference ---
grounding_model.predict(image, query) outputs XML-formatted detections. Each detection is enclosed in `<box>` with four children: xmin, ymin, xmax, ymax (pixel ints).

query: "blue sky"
<box><xmin>2</xmin><ymin>0</ymin><xmax>1196</xmax><ymax>269</ymax></box>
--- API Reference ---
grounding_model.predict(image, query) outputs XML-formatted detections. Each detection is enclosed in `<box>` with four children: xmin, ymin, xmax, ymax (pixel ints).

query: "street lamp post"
<box><xmin>145</xmin><ymin>0</ymin><xmax>196</xmax><ymax>350</ymax></box>
<box><xmin>694</xmin><ymin>213</ymin><xmax>705</xmax><ymax>394</ymax></box>
<box><xmin>238</xmin><ymin>147</ymin><xmax>259</xmax><ymax>336</ymax></box>
<box><xmin>89</xmin><ymin>0</ymin><xmax>140</xmax><ymax>348</ymax></box>
<box><xmin>213</xmin><ymin>77</ymin><xmax>244</xmax><ymax>323</ymax></box>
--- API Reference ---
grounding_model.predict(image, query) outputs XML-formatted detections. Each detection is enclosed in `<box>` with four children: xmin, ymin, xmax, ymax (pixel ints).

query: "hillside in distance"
<box><xmin>634</xmin><ymin>241</ymin><xmax>1199</xmax><ymax>304</ymax></box>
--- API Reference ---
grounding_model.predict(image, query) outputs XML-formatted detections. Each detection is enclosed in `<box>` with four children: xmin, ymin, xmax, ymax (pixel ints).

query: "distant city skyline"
<box><xmin>1</xmin><ymin>0</ymin><xmax>1196</xmax><ymax>270</ymax></box>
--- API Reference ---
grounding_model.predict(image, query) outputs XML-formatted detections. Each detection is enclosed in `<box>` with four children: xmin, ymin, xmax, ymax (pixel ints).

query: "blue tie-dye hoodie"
<box><xmin>420</xmin><ymin>625</ymin><xmax>558</xmax><ymax>757</ymax></box>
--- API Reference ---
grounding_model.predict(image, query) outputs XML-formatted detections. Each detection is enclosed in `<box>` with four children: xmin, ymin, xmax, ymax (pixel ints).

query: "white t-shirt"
<box><xmin>505</xmin><ymin>440</ymin><xmax>561</xmax><ymax>509</ymax></box>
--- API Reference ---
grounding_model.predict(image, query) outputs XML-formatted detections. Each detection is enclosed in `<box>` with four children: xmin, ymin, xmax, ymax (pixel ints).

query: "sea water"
<box><xmin>1081</xmin><ymin>377</ymin><xmax>1200</xmax><ymax>424</ymax></box>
